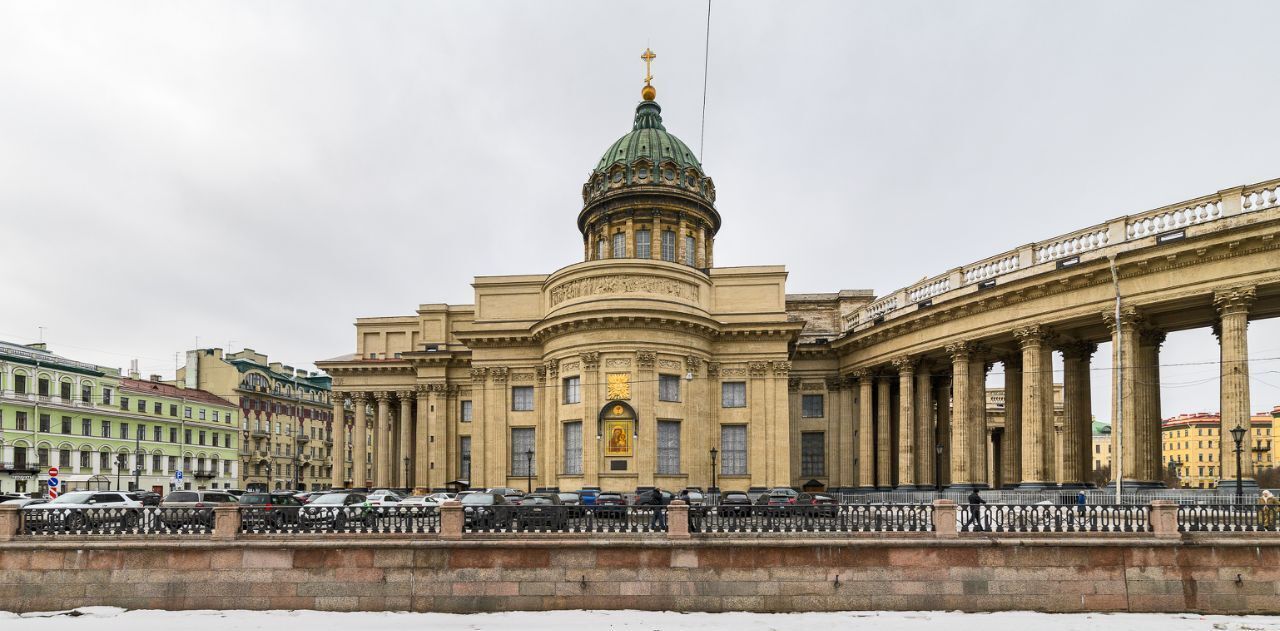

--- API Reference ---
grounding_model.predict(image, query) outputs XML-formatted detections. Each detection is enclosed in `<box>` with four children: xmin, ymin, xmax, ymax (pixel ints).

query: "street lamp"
<box><xmin>524</xmin><ymin>449</ymin><xmax>534</xmax><ymax>493</ymax></box>
<box><xmin>115</xmin><ymin>453</ymin><xmax>126</xmax><ymax>491</ymax></box>
<box><xmin>403</xmin><ymin>457</ymin><xmax>410</xmax><ymax>493</ymax></box>
<box><xmin>1230</xmin><ymin>424</ymin><xmax>1247</xmax><ymax>503</ymax></box>
<box><xmin>709</xmin><ymin>448</ymin><xmax>718</xmax><ymax>493</ymax></box>
<box><xmin>935</xmin><ymin>443</ymin><xmax>945</xmax><ymax>492</ymax></box>
<box><xmin>1167</xmin><ymin>456</ymin><xmax>1179</xmax><ymax>489</ymax></box>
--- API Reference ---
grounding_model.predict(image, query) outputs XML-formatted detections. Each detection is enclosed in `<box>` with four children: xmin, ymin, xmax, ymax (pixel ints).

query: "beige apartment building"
<box><xmin>177</xmin><ymin>348</ymin><xmax>336</xmax><ymax>491</ymax></box>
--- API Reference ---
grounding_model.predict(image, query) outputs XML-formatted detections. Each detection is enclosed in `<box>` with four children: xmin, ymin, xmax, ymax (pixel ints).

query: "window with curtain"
<box><xmin>635</xmin><ymin>229</ymin><xmax>651</xmax><ymax>258</ymax></box>
<box><xmin>511</xmin><ymin>428</ymin><xmax>535</xmax><ymax>476</ymax></box>
<box><xmin>563</xmin><ymin>376</ymin><xmax>581</xmax><ymax>404</ymax></box>
<box><xmin>79</xmin><ymin>450</ymin><xmax>90</xmax><ymax>469</ymax></box>
<box><xmin>661</xmin><ymin>230</ymin><xmax>676</xmax><ymax>261</ymax></box>
<box><xmin>563</xmin><ymin>421</ymin><xmax>582</xmax><ymax>475</ymax></box>
<box><xmin>461</xmin><ymin>400</ymin><xmax>473</xmax><ymax>422</ymax></box>
<box><xmin>612</xmin><ymin>232</ymin><xmax>626</xmax><ymax>258</ymax></box>
<box><xmin>512</xmin><ymin>386</ymin><xmax>534</xmax><ymax>411</ymax></box>
<box><xmin>460</xmin><ymin>436</ymin><xmax>472</xmax><ymax>479</ymax></box>
<box><xmin>721</xmin><ymin>425</ymin><xmax>747</xmax><ymax>475</ymax></box>
<box><xmin>801</xmin><ymin>432</ymin><xmax>825</xmax><ymax>476</ymax></box>
<box><xmin>684</xmin><ymin>235</ymin><xmax>696</xmax><ymax>265</ymax></box>
<box><xmin>721</xmin><ymin>382</ymin><xmax>746</xmax><ymax>408</ymax></box>
<box><xmin>658</xmin><ymin>374</ymin><xmax>680</xmax><ymax>402</ymax></box>
<box><xmin>658</xmin><ymin>421</ymin><xmax>681</xmax><ymax>474</ymax></box>
<box><xmin>802</xmin><ymin>394</ymin><xmax>824</xmax><ymax>418</ymax></box>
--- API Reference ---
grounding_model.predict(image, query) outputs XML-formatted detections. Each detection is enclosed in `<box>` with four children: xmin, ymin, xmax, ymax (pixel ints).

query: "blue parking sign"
<box><xmin>175</xmin><ymin>470</ymin><xmax>184</xmax><ymax>481</ymax></box>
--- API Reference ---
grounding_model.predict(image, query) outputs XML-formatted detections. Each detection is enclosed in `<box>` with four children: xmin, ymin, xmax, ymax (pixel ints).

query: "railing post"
<box><xmin>1150</xmin><ymin>500</ymin><xmax>1179</xmax><ymax>538</ymax></box>
<box><xmin>1218</xmin><ymin>186</ymin><xmax>1245</xmax><ymax>217</ymax></box>
<box><xmin>439</xmin><ymin>499</ymin><xmax>463</xmax><ymax>540</ymax></box>
<box><xmin>932</xmin><ymin>499</ymin><xmax>957</xmax><ymax>538</ymax></box>
<box><xmin>211</xmin><ymin>505</ymin><xmax>241</xmax><ymax>541</ymax></box>
<box><xmin>0</xmin><ymin>504</ymin><xmax>20</xmax><ymax>541</ymax></box>
<box><xmin>666</xmin><ymin>500</ymin><xmax>690</xmax><ymax>539</ymax></box>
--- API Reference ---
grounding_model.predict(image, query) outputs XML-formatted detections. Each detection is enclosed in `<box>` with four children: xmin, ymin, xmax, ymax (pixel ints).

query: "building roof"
<box><xmin>595</xmin><ymin>99</ymin><xmax>703</xmax><ymax>176</ymax></box>
<box><xmin>1093</xmin><ymin>421</ymin><xmax>1111</xmax><ymax>435</ymax></box>
<box><xmin>0</xmin><ymin>340</ymin><xmax>105</xmax><ymax>376</ymax></box>
<box><xmin>119</xmin><ymin>377</ymin><xmax>236</xmax><ymax>409</ymax></box>
<box><xmin>1161</xmin><ymin>412</ymin><xmax>1274</xmax><ymax>428</ymax></box>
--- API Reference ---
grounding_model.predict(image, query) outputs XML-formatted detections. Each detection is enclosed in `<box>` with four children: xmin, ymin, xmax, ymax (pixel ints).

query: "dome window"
<box><xmin>638</xmin><ymin>167</ymin><xmax>649</xmax><ymax>179</ymax></box>
<box><xmin>612</xmin><ymin>171</ymin><xmax>624</xmax><ymax>183</ymax></box>
<box><xmin>663</xmin><ymin>169</ymin><xmax>675</xmax><ymax>181</ymax></box>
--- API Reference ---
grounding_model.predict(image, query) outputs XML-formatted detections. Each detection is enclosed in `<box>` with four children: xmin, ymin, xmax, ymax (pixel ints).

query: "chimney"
<box><xmin>129</xmin><ymin>359</ymin><xmax>140</xmax><ymax>380</ymax></box>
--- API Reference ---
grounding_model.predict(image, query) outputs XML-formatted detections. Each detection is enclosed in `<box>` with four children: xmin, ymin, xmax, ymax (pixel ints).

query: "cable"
<box><xmin>698</xmin><ymin>0</ymin><xmax>711</xmax><ymax>162</ymax></box>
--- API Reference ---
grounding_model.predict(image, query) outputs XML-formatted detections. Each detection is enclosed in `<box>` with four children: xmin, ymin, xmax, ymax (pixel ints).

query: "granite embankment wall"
<box><xmin>2</xmin><ymin>537</ymin><xmax>1279</xmax><ymax>614</ymax></box>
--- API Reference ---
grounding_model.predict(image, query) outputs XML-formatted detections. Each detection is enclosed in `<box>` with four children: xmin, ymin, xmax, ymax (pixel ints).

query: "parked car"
<box><xmin>793</xmin><ymin>492</ymin><xmax>839</xmax><ymax>518</ymax></box>
<box><xmin>160</xmin><ymin>490</ymin><xmax>238</xmax><ymax>527</ymax></box>
<box><xmin>516</xmin><ymin>493</ymin><xmax>565</xmax><ymax>530</ymax></box>
<box><xmin>679</xmin><ymin>488</ymin><xmax>705</xmax><ymax>506</ymax></box>
<box><xmin>486</xmin><ymin>487</ymin><xmax>526</xmax><ymax>505</ymax></box>
<box><xmin>127</xmin><ymin>491</ymin><xmax>162</xmax><ymax>507</ymax></box>
<box><xmin>462</xmin><ymin>492</ymin><xmax>512</xmax><ymax>529</ymax></box>
<box><xmin>556</xmin><ymin>492</ymin><xmax>584</xmax><ymax>517</ymax></box>
<box><xmin>593</xmin><ymin>492</ymin><xmax>627</xmax><ymax>519</ymax></box>
<box><xmin>576</xmin><ymin>486</ymin><xmax>601</xmax><ymax>506</ymax></box>
<box><xmin>299</xmin><ymin>492</ymin><xmax>372</xmax><ymax>529</ymax></box>
<box><xmin>238</xmin><ymin>492</ymin><xmax>304</xmax><ymax>529</ymax></box>
<box><xmin>1</xmin><ymin>497</ymin><xmax>47</xmax><ymax>508</ymax></box>
<box><xmin>717</xmin><ymin>491</ymin><xmax>755</xmax><ymax>517</ymax></box>
<box><xmin>23</xmin><ymin>491</ymin><xmax>143</xmax><ymax>531</ymax></box>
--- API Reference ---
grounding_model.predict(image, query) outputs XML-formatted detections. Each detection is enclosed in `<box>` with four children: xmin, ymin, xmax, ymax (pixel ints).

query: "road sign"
<box><xmin>175</xmin><ymin>470</ymin><xmax>184</xmax><ymax>481</ymax></box>
<box><xmin>48</xmin><ymin>466</ymin><xmax>58</xmax><ymax>477</ymax></box>
<box><xmin>47</xmin><ymin>477</ymin><xmax>59</xmax><ymax>488</ymax></box>
<box><xmin>48</xmin><ymin>487</ymin><xmax>58</xmax><ymax>500</ymax></box>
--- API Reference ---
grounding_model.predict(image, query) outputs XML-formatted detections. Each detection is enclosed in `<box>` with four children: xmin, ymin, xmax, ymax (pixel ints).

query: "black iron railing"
<box><xmin>463</xmin><ymin>505</ymin><xmax>668</xmax><ymax>534</ymax></box>
<box><xmin>239</xmin><ymin>505</ymin><xmax>439</xmax><ymax>534</ymax></box>
<box><xmin>957</xmin><ymin>504</ymin><xmax>1150</xmax><ymax>533</ymax></box>
<box><xmin>690</xmin><ymin>504</ymin><xmax>934</xmax><ymax>533</ymax></box>
<box><xmin>1177</xmin><ymin>504</ymin><xmax>1277</xmax><ymax>532</ymax></box>
<box><xmin>20</xmin><ymin>507</ymin><xmax>214</xmax><ymax>535</ymax></box>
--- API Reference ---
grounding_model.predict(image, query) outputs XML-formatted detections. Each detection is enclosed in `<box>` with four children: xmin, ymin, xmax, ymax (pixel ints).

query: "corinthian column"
<box><xmin>892</xmin><ymin>357</ymin><xmax>916</xmax><ymax>489</ymax></box>
<box><xmin>914</xmin><ymin>361</ymin><xmax>935</xmax><ymax>489</ymax></box>
<box><xmin>946</xmin><ymin>342</ymin><xmax>975</xmax><ymax>489</ymax></box>
<box><xmin>1104</xmin><ymin>307</ymin><xmax>1142</xmax><ymax>487</ymax></box>
<box><xmin>876</xmin><ymin>374</ymin><xmax>892</xmax><ymax>489</ymax></box>
<box><xmin>351</xmin><ymin>393</ymin><xmax>368</xmax><ymax>489</ymax></box>
<box><xmin>1215</xmin><ymin>285</ymin><xmax>1257</xmax><ymax>489</ymax></box>
<box><xmin>415</xmin><ymin>385</ymin><xmax>431</xmax><ymax>491</ymax></box>
<box><xmin>373</xmin><ymin>392</ymin><xmax>392</xmax><ymax>488</ymax></box>
<box><xmin>968</xmin><ymin>352</ymin><xmax>990</xmax><ymax>488</ymax></box>
<box><xmin>398</xmin><ymin>391</ymin><xmax>413</xmax><ymax>488</ymax></box>
<box><xmin>1059</xmin><ymin>341</ymin><xmax>1096</xmax><ymax>487</ymax></box>
<box><xmin>1000</xmin><ymin>353</ymin><xmax>1023</xmax><ymax>488</ymax></box>
<box><xmin>330</xmin><ymin>393</ymin><xmax>347</xmax><ymax>489</ymax></box>
<box><xmin>854</xmin><ymin>370</ymin><xmax>874</xmax><ymax>489</ymax></box>
<box><xmin>934</xmin><ymin>375</ymin><xmax>952</xmax><ymax>488</ymax></box>
<box><xmin>1136</xmin><ymin>329</ymin><xmax>1166</xmax><ymax>486</ymax></box>
<box><xmin>1015</xmin><ymin>325</ymin><xmax>1055</xmax><ymax>488</ymax></box>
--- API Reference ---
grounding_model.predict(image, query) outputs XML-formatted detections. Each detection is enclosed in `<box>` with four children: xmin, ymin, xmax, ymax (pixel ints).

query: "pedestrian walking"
<box><xmin>967</xmin><ymin>488</ymin><xmax>986</xmax><ymax>532</ymax></box>
<box><xmin>1260</xmin><ymin>489</ymin><xmax>1278</xmax><ymax>531</ymax></box>
<box><xmin>649</xmin><ymin>487</ymin><xmax>668</xmax><ymax>531</ymax></box>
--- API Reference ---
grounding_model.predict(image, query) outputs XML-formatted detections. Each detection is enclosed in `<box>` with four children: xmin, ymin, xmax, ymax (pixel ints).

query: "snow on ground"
<box><xmin>2</xmin><ymin>608</ymin><xmax>1279</xmax><ymax>631</ymax></box>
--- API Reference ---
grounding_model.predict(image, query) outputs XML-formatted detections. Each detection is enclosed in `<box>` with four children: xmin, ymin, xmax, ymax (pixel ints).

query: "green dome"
<box><xmin>594</xmin><ymin>100</ymin><xmax>703</xmax><ymax>174</ymax></box>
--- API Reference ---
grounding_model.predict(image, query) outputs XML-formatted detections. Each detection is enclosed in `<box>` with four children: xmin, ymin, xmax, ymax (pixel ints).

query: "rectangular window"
<box><xmin>721</xmin><ymin>425</ymin><xmax>747</xmax><ymax>475</ymax></box>
<box><xmin>563</xmin><ymin>376</ymin><xmax>581</xmax><ymax>404</ymax></box>
<box><xmin>722</xmin><ymin>382</ymin><xmax>747</xmax><ymax>408</ymax></box>
<box><xmin>199</xmin><ymin>409</ymin><xmax>206</xmax><ymax>420</ymax></box>
<box><xmin>80</xmin><ymin>451</ymin><xmax>91</xmax><ymax>469</ymax></box>
<box><xmin>169</xmin><ymin>404</ymin><xmax>177</xmax><ymax>417</ymax></box>
<box><xmin>169</xmin><ymin>428</ymin><xmax>178</xmax><ymax>443</ymax></box>
<box><xmin>460</xmin><ymin>400</ymin><xmax>473</xmax><ymax>422</ymax></box>
<box><xmin>120</xmin><ymin>396</ymin><xmax>129</xmax><ymax>410</ymax></box>
<box><xmin>120</xmin><ymin>423</ymin><xmax>129</xmax><ymax>440</ymax></box>
<box><xmin>635</xmin><ymin>229</ymin><xmax>651</xmax><ymax>258</ymax></box>
<box><xmin>213</xmin><ymin>411</ymin><xmax>219</xmax><ymax>422</ymax></box>
<box><xmin>38</xmin><ymin>378</ymin><xmax>50</xmax><ymax>397</ymax></box>
<box><xmin>39</xmin><ymin>414</ymin><xmax>50</xmax><ymax>433</ymax></box>
<box><xmin>657</xmin><ymin>374</ymin><xmax>681</xmax><ymax>402</ymax></box>
<box><xmin>15</xmin><ymin>411</ymin><xmax>27</xmax><ymax>431</ymax></box>
<box><xmin>596</xmin><ymin>239</ymin><xmax>607</xmax><ymax>260</ymax></box>
<box><xmin>61</xmin><ymin>416</ymin><xmax>71</xmax><ymax>434</ymax></box>
<box><xmin>801</xmin><ymin>432</ymin><xmax>825</xmax><ymax>476</ymax></box>
<box><xmin>658</xmin><ymin>420</ymin><xmax>681</xmax><ymax>474</ymax></box>
<box><xmin>684</xmin><ymin>235</ymin><xmax>696</xmax><ymax>265</ymax></box>
<box><xmin>101</xmin><ymin>420</ymin><xmax>111</xmax><ymax>438</ymax></box>
<box><xmin>102</xmin><ymin>388</ymin><xmax>111</xmax><ymax>405</ymax></box>
<box><xmin>99</xmin><ymin>451</ymin><xmax>110</xmax><ymax>471</ymax></box>
<box><xmin>512</xmin><ymin>386</ymin><xmax>534</xmax><ymax>411</ymax></box>
<box><xmin>153</xmin><ymin>402</ymin><xmax>162</xmax><ymax>414</ymax></box>
<box><xmin>81</xmin><ymin>384</ymin><xmax>92</xmax><ymax>403</ymax></box>
<box><xmin>460</xmin><ymin>436</ymin><xmax>472</xmax><ymax>479</ymax></box>
<box><xmin>58</xmin><ymin>448</ymin><xmax>71</xmax><ymax>469</ymax></box>
<box><xmin>136</xmin><ymin>399</ymin><xmax>145</xmax><ymax>412</ymax></box>
<box><xmin>37</xmin><ymin>448</ymin><xmax>49</xmax><ymax>468</ymax></box>
<box><xmin>184</xmin><ymin>407</ymin><xmax>192</xmax><ymax>419</ymax></box>
<box><xmin>184</xmin><ymin>429</ymin><xmax>192</xmax><ymax>445</ymax></box>
<box><xmin>82</xmin><ymin>418</ymin><xmax>91</xmax><ymax>436</ymax></box>
<box><xmin>511</xmin><ymin>427</ymin><xmax>536</xmax><ymax>476</ymax></box>
<box><xmin>802</xmin><ymin>394</ymin><xmax>824</xmax><ymax>418</ymax></box>
<box><xmin>612</xmin><ymin>232</ymin><xmax>626</xmax><ymax>258</ymax></box>
<box><xmin>563</xmin><ymin>421</ymin><xmax>582</xmax><ymax>475</ymax></box>
<box><xmin>60</xmin><ymin>382</ymin><xmax>72</xmax><ymax>401</ymax></box>
<box><xmin>153</xmin><ymin>426</ymin><xmax>162</xmax><ymax>442</ymax></box>
<box><xmin>661</xmin><ymin>230</ymin><xmax>676</xmax><ymax>262</ymax></box>
<box><xmin>14</xmin><ymin>374</ymin><xmax>26</xmax><ymax>395</ymax></box>
<box><xmin>199</xmin><ymin>431</ymin><xmax>206</xmax><ymax>446</ymax></box>
<box><xmin>152</xmin><ymin>454</ymin><xmax>162</xmax><ymax>472</ymax></box>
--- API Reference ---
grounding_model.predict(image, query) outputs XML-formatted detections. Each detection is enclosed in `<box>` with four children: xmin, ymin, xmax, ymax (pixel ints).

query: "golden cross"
<box><xmin>641</xmin><ymin>48</ymin><xmax>656</xmax><ymax>86</ymax></box>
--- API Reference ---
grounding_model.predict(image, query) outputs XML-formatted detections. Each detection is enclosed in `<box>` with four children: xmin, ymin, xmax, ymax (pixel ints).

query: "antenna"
<box><xmin>699</xmin><ymin>0</ymin><xmax>712</xmax><ymax>161</ymax></box>
<box><xmin>37</xmin><ymin>326</ymin><xmax>45</xmax><ymax>343</ymax></box>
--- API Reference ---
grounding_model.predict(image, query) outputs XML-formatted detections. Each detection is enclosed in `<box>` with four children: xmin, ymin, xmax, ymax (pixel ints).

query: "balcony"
<box><xmin>194</xmin><ymin>468</ymin><xmax>216</xmax><ymax>479</ymax></box>
<box><xmin>250</xmin><ymin>429</ymin><xmax>269</xmax><ymax>438</ymax></box>
<box><xmin>0</xmin><ymin>462</ymin><xmax>38</xmax><ymax>475</ymax></box>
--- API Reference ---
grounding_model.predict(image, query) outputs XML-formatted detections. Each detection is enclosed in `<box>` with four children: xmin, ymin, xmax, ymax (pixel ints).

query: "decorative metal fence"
<box><xmin>691</xmin><ymin>504</ymin><xmax>933</xmax><ymax>534</ymax></box>
<box><xmin>239</xmin><ymin>505</ymin><xmax>439</xmax><ymax>534</ymax></box>
<box><xmin>464</xmin><ymin>505</ymin><xmax>668</xmax><ymax>534</ymax></box>
<box><xmin>1177</xmin><ymin>504</ymin><xmax>1278</xmax><ymax>532</ymax></box>
<box><xmin>20</xmin><ymin>507</ymin><xmax>214</xmax><ymax>535</ymax></box>
<box><xmin>957</xmin><ymin>504</ymin><xmax>1150</xmax><ymax>533</ymax></box>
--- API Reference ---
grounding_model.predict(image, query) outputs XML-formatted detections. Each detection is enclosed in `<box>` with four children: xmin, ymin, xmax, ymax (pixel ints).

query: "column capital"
<box><xmin>330</xmin><ymin>391</ymin><xmax>347</xmax><ymax>404</ymax></box>
<box><xmin>544</xmin><ymin>359</ymin><xmax>559</xmax><ymax>379</ymax></box>
<box><xmin>490</xmin><ymin>366</ymin><xmax>509</xmax><ymax>383</ymax></box>
<box><xmin>636</xmin><ymin>350</ymin><xmax>657</xmax><ymax>370</ymax></box>
<box><xmin>1013</xmin><ymin>323</ymin><xmax>1053</xmax><ymax>347</ymax></box>
<box><xmin>373</xmin><ymin>391</ymin><xmax>393</xmax><ymax>404</ymax></box>
<box><xmin>350</xmin><ymin>392</ymin><xmax>368</xmax><ymax>404</ymax></box>
<box><xmin>396</xmin><ymin>390</ymin><xmax>413</xmax><ymax>401</ymax></box>
<box><xmin>1058</xmin><ymin>340</ymin><xmax>1098</xmax><ymax>360</ymax></box>
<box><xmin>890</xmin><ymin>355</ymin><xmax>915</xmax><ymax>374</ymax></box>
<box><xmin>945</xmin><ymin>340</ymin><xmax>974</xmax><ymax>360</ymax></box>
<box><xmin>770</xmin><ymin>360</ymin><xmax>792</xmax><ymax>376</ymax></box>
<box><xmin>1102</xmin><ymin>306</ymin><xmax>1142</xmax><ymax>333</ymax></box>
<box><xmin>535</xmin><ymin>365</ymin><xmax>547</xmax><ymax>383</ymax></box>
<box><xmin>824</xmin><ymin>375</ymin><xmax>846</xmax><ymax>391</ymax></box>
<box><xmin>706</xmin><ymin>362</ymin><xmax>721</xmax><ymax>378</ymax></box>
<box><xmin>788</xmin><ymin>377</ymin><xmax>801</xmax><ymax>392</ymax></box>
<box><xmin>414</xmin><ymin>384</ymin><xmax>431</xmax><ymax>397</ymax></box>
<box><xmin>1213</xmin><ymin>285</ymin><xmax>1256</xmax><ymax>317</ymax></box>
<box><xmin>685</xmin><ymin>355</ymin><xmax>703</xmax><ymax>374</ymax></box>
<box><xmin>1137</xmin><ymin>328</ymin><xmax>1167</xmax><ymax>348</ymax></box>
<box><xmin>470</xmin><ymin>367</ymin><xmax>488</xmax><ymax>382</ymax></box>
<box><xmin>580</xmin><ymin>351</ymin><xmax>600</xmax><ymax>371</ymax></box>
<box><xmin>848</xmin><ymin>368</ymin><xmax>869</xmax><ymax>380</ymax></box>
<box><xmin>748</xmin><ymin>361</ymin><xmax>769</xmax><ymax>377</ymax></box>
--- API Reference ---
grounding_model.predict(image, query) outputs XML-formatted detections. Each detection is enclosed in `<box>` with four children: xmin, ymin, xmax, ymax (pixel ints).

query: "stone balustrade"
<box><xmin>1034</xmin><ymin>225</ymin><xmax>1111</xmax><ymax>263</ymax></box>
<box><xmin>1243</xmin><ymin>180</ymin><xmax>1280</xmax><ymax>213</ymax></box>
<box><xmin>1127</xmin><ymin>196</ymin><xmax>1223</xmax><ymax>239</ymax></box>
<box><xmin>907</xmin><ymin>276</ymin><xmax>951</xmax><ymax>303</ymax></box>
<box><xmin>962</xmin><ymin>252</ymin><xmax>1020</xmax><ymax>284</ymax></box>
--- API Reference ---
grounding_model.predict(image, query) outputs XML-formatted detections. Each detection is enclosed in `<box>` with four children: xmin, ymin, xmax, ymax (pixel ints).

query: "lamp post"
<box><xmin>1167</xmin><ymin>456</ymin><xmax>1179</xmax><ymax>489</ymax></box>
<box><xmin>403</xmin><ymin>457</ymin><xmax>410</xmax><ymax>493</ymax></box>
<box><xmin>709</xmin><ymin>448</ymin><xmax>718</xmax><ymax>493</ymax></box>
<box><xmin>935</xmin><ymin>442</ymin><xmax>945</xmax><ymax>492</ymax></box>
<box><xmin>525</xmin><ymin>449</ymin><xmax>534</xmax><ymax>493</ymax></box>
<box><xmin>115</xmin><ymin>453</ymin><xmax>126</xmax><ymax>491</ymax></box>
<box><xmin>1230</xmin><ymin>424</ymin><xmax>1246</xmax><ymax>503</ymax></box>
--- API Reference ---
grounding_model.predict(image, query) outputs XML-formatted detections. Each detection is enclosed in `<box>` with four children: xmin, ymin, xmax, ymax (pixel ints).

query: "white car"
<box><xmin>2</xmin><ymin>498</ymin><xmax>48</xmax><ymax>508</ymax></box>
<box><xmin>23</xmin><ymin>490</ymin><xmax>144</xmax><ymax>531</ymax></box>
<box><xmin>364</xmin><ymin>491</ymin><xmax>405</xmax><ymax>507</ymax></box>
<box><xmin>399</xmin><ymin>493</ymin><xmax>454</xmax><ymax>507</ymax></box>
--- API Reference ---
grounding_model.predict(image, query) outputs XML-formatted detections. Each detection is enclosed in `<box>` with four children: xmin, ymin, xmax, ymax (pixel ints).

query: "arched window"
<box><xmin>612</xmin><ymin>232</ymin><xmax>626</xmax><ymax>258</ymax></box>
<box><xmin>660</xmin><ymin>230</ymin><xmax>676</xmax><ymax>262</ymax></box>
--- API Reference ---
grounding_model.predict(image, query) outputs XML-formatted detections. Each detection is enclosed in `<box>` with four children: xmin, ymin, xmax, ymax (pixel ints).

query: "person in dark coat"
<box><xmin>967</xmin><ymin>488</ymin><xmax>986</xmax><ymax>531</ymax></box>
<box><xmin>649</xmin><ymin>487</ymin><xmax>668</xmax><ymax>530</ymax></box>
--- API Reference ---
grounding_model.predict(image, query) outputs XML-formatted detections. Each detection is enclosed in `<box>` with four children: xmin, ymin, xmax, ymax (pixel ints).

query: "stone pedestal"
<box><xmin>932</xmin><ymin>499</ymin><xmax>957</xmax><ymax>538</ymax></box>
<box><xmin>439</xmin><ymin>500</ymin><xmax>463</xmax><ymax>540</ymax></box>
<box><xmin>211</xmin><ymin>505</ymin><xmax>241</xmax><ymax>541</ymax></box>
<box><xmin>666</xmin><ymin>500</ymin><xmax>690</xmax><ymax>539</ymax></box>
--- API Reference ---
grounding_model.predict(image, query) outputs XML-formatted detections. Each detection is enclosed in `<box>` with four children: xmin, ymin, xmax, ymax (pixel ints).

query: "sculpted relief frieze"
<box><xmin>549</xmin><ymin>274</ymin><xmax>700</xmax><ymax>307</ymax></box>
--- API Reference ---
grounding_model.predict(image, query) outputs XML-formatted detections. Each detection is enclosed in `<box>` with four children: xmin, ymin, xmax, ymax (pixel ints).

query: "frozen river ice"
<box><xmin>3</xmin><ymin>608</ymin><xmax>1280</xmax><ymax>631</ymax></box>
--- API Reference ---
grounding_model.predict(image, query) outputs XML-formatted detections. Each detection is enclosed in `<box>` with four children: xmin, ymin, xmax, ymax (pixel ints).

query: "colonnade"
<box><xmin>850</xmin><ymin>284</ymin><xmax>1259</xmax><ymax>491</ymax></box>
<box><xmin>328</xmin><ymin>385</ymin><xmax>459</xmax><ymax>490</ymax></box>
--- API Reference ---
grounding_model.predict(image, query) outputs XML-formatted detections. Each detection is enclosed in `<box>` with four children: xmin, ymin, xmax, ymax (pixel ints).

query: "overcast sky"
<box><xmin>2</xmin><ymin>1</ymin><xmax>1278</xmax><ymax>422</ymax></box>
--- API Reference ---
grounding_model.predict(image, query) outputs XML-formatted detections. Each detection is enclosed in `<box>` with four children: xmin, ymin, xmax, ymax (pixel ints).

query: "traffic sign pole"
<box><xmin>47</xmin><ymin>467</ymin><xmax>59</xmax><ymax>500</ymax></box>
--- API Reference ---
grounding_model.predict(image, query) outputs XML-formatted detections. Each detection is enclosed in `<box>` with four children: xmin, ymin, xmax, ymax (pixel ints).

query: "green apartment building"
<box><xmin>0</xmin><ymin>340</ymin><xmax>240</xmax><ymax>495</ymax></box>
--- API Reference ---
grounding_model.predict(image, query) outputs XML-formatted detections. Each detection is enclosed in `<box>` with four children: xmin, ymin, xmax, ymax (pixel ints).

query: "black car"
<box><xmin>593</xmin><ymin>492</ymin><xmax>627</xmax><ymax>519</ymax></box>
<box><xmin>717</xmin><ymin>491</ymin><xmax>755</xmax><ymax>518</ymax></box>
<box><xmin>515</xmin><ymin>493</ymin><xmax>565</xmax><ymax>531</ymax></box>
<box><xmin>238</xmin><ymin>492</ymin><xmax>303</xmax><ymax>529</ymax></box>
<box><xmin>127</xmin><ymin>491</ymin><xmax>162</xmax><ymax>507</ymax></box>
<box><xmin>461</xmin><ymin>492</ymin><xmax>511</xmax><ymax>530</ymax></box>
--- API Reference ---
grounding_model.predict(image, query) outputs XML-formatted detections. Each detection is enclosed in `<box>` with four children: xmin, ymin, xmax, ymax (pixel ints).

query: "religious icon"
<box><xmin>604</xmin><ymin>419</ymin><xmax>633</xmax><ymax>457</ymax></box>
